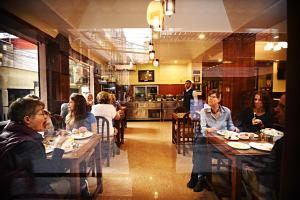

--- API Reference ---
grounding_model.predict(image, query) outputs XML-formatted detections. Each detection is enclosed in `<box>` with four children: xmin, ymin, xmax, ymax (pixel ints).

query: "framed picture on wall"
<box><xmin>138</xmin><ymin>70</ymin><xmax>155</xmax><ymax>82</ymax></box>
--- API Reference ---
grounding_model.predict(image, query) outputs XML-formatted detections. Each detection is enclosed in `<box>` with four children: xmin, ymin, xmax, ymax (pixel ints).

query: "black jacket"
<box><xmin>0</xmin><ymin>121</ymin><xmax>65</xmax><ymax>199</ymax></box>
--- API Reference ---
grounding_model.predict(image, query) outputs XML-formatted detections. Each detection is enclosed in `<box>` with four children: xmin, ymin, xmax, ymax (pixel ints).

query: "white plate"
<box><xmin>261</xmin><ymin>128</ymin><xmax>284</xmax><ymax>137</ymax></box>
<box><xmin>71</xmin><ymin>131</ymin><xmax>93</xmax><ymax>140</ymax></box>
<box><xmin>238</xmin><ymin>132</ymin><xmax>250</xmax><ymax>140</ymax></box>
<box><xmin>227</xmin><ymin>142</ymin><xmax>251</xmax><ymax>150</ymax></box>
<box><xmin>217</xmin><ymin>130</ymin><xmax>226</xmax><ymax>136</ymax></box>
<box><xmin>249</xmin><ymin>142</ymin><xmax>274</xmax><ymax>151</ymax></box>
<box><xmin>45</xmin><ymin>146</ymin><xmax>54</xmax><ymax>154</ymax></box>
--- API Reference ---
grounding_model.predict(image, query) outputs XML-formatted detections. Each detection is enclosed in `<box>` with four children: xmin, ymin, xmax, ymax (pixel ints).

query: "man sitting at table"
<box><xmin>242</xmin><ymin>94</ymin><xmax>286</xmax><ymax>200</ymax></box>
<box><xmin>0</xmin><ymin>97</ymin><xmax>70</xmax><ymax>199</ymax></box>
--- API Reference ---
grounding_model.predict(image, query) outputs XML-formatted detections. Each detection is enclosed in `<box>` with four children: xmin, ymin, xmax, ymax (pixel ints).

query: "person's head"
<box><xmin>109</xmin><ymin>94</ymin><xmax>116</xmax><ymax>104</ymax></box>
<box><xmin>251</xmin><ymin>91</ymin><xmax>272</xmax><ymax>113</ymax></box>
<box><xmin>8</xmin><ymin>97</ymin><xmax>46</xmax><ymax>131</ymax></box>
<box><xmin>68</xmin><ymin>93</ymin><xmax>88</xmax><ymax>120</ymax></box>
<box><xmin>185</xmin><ymin>80</ymin><xmax>192</xmax><ymax>90</ymax></box>
<box><xmin>275</xmin><ymin>94</ymin><xmax>286</xmax><ymax>126</ymax></box>
<box><xmin>24</xmin><ymin>94</ymin><xmax>40</xmax><ymax>100</ymax></box>
<box><xmin>207</xmin><ymin>89</ymin><xmax>222</xmax><ymax>107</ymax></box>
<box><xmin>85</xmin><ymin>93</ymin><xmax>94</xmax><ymax>106</ymax></box>
<box><xmin>96</xmin><ymin>91</ymin><xmax>110</xmax><ymax>104</ymax></box>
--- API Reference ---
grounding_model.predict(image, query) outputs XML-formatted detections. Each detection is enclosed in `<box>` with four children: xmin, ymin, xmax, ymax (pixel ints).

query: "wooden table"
<box><xmin>47</xmin><ymin>134</ymin><xmax>102</xmax><ymax>199</ymax></box>
<box><xmin>206</xmin><ymin>132</ymin><xmax>270</xmax><ymax>200</ymax></box>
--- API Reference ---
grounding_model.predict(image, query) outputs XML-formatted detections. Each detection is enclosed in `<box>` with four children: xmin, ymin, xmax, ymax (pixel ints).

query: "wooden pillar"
<box><xmin>46</xmin><ymin>34</ymin><xmax>70</xmax><ymax>114</ymax></box>
<box><xmin>221</xmin><ymin>33</ymin><xmax>256</xmax><ymax>121</ymax></box>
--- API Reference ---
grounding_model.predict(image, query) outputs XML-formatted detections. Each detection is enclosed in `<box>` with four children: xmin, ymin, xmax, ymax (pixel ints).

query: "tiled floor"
<box><xmin>95</xmin><ymin>121</ymin><xmax>219</xmax><ymax>200</ymax></box>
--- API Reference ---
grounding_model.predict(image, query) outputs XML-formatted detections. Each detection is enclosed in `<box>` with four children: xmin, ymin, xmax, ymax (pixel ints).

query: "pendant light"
<box><xmin>149</xmin><ymin>50</ymin><xmax>155</xmax><ymax>60</ymax></box>
<box><xmin>147</xmin><ymin>0</ymin><xmax>164</xmax><ymax>31</ymax></box>
<box><xmin>153</xmin><ymin>59</ymin><xmax>159</xmax><ymax>67</ymax></box>
<box><xmin>164</xmin><ymin>0</ymin><xmax>175</xmax><ymax>16</ymax></box>
<box><xmin>148</xmin><ymin>42</ymin><xmax>154</xmax><ymax>51</ymax></box>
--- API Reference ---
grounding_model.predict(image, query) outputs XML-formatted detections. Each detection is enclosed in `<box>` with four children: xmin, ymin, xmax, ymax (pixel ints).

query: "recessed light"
<box><xmin>218</xmin><ymin>59</ymin><xmax>222</xmax><ymax>62</ymax></box>
<box><xmin>198</xmin><ymin>33</ymin><xmax>205</xmax><ymax>39</ymax></box>
<box><xmin>273</xmin><ymin>35</ymin><xmax>279</xmax><ymax>39</ymax></box>
<box><xmin>174</xmin><ymin>60</ymin><xmax>178</xmax><ymax>64</ymax></box>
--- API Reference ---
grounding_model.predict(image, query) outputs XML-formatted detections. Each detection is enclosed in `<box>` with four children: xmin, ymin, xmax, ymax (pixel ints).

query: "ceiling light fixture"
<box><xmin>264</xmin><ymin>41</ymin><xmax>288</xmax><ymax>51</ymax></box>
<box><xmin>153</xmin><ymin>59</ymin><xmax>159</xmax><ymax>67</ymax></box>
<box><xmin>164</xmin><ymin>0</ymin><xmax>175</xmax><ymax>16</ymax></box>
<box><xmin>149</xmin><ymin>50</ymin><xmax>155</xmax><ymax>60</ymax></box>
<box><xmin>147</xmin><ymin>0</ymin><xmax>164</xmax><ymax>32</ymax></box>
<box><xmin>198</xmin><ymin>33</ymin><xmax>205</xmax><ymax>39</ymax></box>
<box><xmin>149</xmin><ymin>42</ymin><xmax>154</xmax><ymax>51</ymax></box>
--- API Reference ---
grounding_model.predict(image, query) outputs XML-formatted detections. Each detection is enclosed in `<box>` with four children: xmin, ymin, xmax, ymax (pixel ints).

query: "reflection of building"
<box><xmin>0</xmin><ymin>34</ymin><xmax>38</xmax><ymax>120</ymax></box>
<box><xmin>69</xmin><ymin>58</ymin><xmax>91</xmax><ymax>95</ymax></box>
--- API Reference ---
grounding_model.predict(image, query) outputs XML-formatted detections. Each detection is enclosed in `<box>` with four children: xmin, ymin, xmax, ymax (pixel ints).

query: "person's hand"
<box><xmin>53</xmin><ymin>130</ymin><xmax>69</xmax><ymax>148</ymax></box>
<box><xmin>233</xmin><ymin>127</ymin><xmax>240</xmax><ymax>133</ymax></box>
<box><xmin>252</xmin><ymin>118</ymin><xmax>262</xmax><ymax>125</ymax></box>
<box><xmin>206</xmin><ymin>127</ymin><xmax>218</xmax><ymax>133</ymax></box>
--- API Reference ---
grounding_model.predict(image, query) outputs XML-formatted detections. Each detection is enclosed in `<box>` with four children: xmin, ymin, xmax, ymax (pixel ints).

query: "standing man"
<box><xmin>183</xmin><ymin>80</ymin><xmax>197</xmax><ymax>112</ymax></box>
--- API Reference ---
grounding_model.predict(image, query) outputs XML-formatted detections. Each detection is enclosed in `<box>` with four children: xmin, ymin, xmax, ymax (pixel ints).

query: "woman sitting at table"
<box><xmin>0</xmin><ymin>97</ymin><xmax>69</xmax><ymax>199</ymax></box>
<box><xmin>91</xmin><ymin>91</ymin><xmax>121</xmax><ymax>137</ymax></box>
<box><xmin>65</xmin><ymin>93</ymin><xmax>96</xmax><ymax>134</ymax></box>
<box><xmin>239</xmin><ymin>91</ymin><xmax>274</xmax><ymax>132</ymax></box>
<box><xmin>187</xmin><ymin>89</ymin><xmax>239</xmax><ymax>192</ymax></box>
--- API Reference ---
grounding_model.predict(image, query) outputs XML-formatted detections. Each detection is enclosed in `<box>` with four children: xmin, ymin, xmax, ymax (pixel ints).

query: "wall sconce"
<box><xmin>147</xmin><ymin>0</ymin><xmax>164</xmax><ymax>32</ymax></box>
<box><xmin>149</xmin><ymin>50</ymin><xmax>155</xmax><ymax>60</ymax></box>
<box><xmin>164</xmin><ymin>0</ymin><xmax>175</xmax><ymax>16</ymax></box>
<box><xmin>153</xmin><ymin>59</ymin><xmax>159</xmax><ymax>67</ymax></box>
<box><xmin>148</xmin><ymin>42</ymin><xmax>154</xmax><ymax>51</ymax></box>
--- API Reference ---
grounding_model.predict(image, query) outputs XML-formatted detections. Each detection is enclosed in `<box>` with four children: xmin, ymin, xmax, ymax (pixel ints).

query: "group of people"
<box><xmin>183</xmin><ymin>80</ymin><xmax>285</xmax><ymax>200</ymax></box>
<box><xmin>0</xmin><ymin>91</ymin><xmax>124</xmax><ymax>199</ymax></box>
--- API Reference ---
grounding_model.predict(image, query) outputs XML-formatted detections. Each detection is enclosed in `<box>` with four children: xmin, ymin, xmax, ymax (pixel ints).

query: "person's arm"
<box><xmin>226</xmin><ymin>108</ymin><xmax>239</xmax><ymax>132</ymax></box>
<box><xmin>12</xmin><ymin>141</ymin><xmax>65</xmax><ymax>175</ymax></box>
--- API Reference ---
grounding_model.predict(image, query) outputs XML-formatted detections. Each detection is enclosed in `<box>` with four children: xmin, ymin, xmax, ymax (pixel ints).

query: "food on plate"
<box><xmin>249</xmin><ymin>142</ymin><xmax>274</xmax><ymax>151</ymax></box>
<box><xmin>224</xmin><ymin>130</ymin><xmax>239</xmax><ymax>140</ymax></box>
<box><xmin>261</xmin><ymin>128</ymin><xmax>284</xmax><ymax>137</ymax></box>
<box><xmin>72</xmin><ymin>128</ymin><xmax>80</xmax><ymax>135</ymax></box>
<box><xmin>79</xmin><ymin>126</ymin><xmax>88</xmax><ymax>133</ymax></box>
<box><xmin>227</xmin><ymin>142</ymin><xmax>251</xmax><ymax>150</ymax></box>
<box><xmin>238</xmin><ymin>132</ymin><xmax>250</xmax><ymax>140</ymax></box>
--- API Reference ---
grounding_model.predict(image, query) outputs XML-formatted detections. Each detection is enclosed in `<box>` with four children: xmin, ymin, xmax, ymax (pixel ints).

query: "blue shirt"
<box><xmin>200</xmin><ymin>105</ymin><xmax>237</xmax><ymax>135</ymax></box>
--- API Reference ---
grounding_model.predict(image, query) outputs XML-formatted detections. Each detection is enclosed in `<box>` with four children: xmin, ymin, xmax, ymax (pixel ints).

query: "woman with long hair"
<box><xmin>239</xmin><ymin>91</ymin><xmax>274</xmax><ymax>132</ymax></box>
<box><xmin>65</xmin><ymin>93</ymin><xmax>96</xmax><ymax>134</ymax></box>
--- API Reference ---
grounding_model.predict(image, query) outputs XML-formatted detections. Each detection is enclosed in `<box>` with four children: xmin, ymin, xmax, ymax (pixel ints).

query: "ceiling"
<box><xmin>0</xmin><ymin>0</ymin><xmax>287</xmax><ymax>65</ymax></box>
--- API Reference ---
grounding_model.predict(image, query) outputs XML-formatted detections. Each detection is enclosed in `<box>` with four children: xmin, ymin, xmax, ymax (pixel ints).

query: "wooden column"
<box><xmin>221</xmin><ymin>33</ymin><xmax>256</xmax><ymax>120</ymax></box>
<box><xmin>46</xmin><ymin>34</ymin><xmax>70</xmax><ymax>114</ymax></box>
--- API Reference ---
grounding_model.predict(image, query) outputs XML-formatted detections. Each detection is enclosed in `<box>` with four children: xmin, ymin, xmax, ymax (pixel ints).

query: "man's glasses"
<box><xmin>208</xmin><ymin>95</ymin><xmax>218</xmax><ymax>99</ymax></box>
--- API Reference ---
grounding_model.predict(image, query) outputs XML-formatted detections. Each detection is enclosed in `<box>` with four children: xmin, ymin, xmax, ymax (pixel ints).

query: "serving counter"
<box><xmin>126</xmin><ymin>101</ymin><xmax>183</xmax><ymax>120</ymax></box>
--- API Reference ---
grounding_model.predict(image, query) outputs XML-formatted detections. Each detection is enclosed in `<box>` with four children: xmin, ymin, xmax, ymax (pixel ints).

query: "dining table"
<box><xmin>206</xmin><ymin>131</ymin><xmax>271</xmax><ymax>200</ymax></box>
<box><xmin>46</xmin><ymin>133</ymin><xmax>103</xmax><ymax>199</ymax></box>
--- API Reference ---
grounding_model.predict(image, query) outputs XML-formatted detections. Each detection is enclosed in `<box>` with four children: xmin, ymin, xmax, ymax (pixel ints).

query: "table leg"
<box><xmin>70</xmin><ymin>163</ymin><xmax>81</xmax><ymax>200</ymax></box>
<box><xmin>231</xmin><ymin>158</ymin><xmax>242</xmax><ymax>200</ymax></box>
<box><xmin>95</xmin><ymin>143</ymin><xmax>103</xmax><ymax>194</ymax></box>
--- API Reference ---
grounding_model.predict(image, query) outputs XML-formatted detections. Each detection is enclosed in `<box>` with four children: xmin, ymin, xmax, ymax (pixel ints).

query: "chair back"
<box><xmin>182</xmin><ymin>113</ymin><xmax>194</xmax><ymax>138</ymax></box>
<box><xmin>50</xmin><ymin>114</ymin><xmax>65</xmax><ymax>130</ymax></box>
<box><xmin>95</xmin><ymin>116</ymin><xmax>110</xmax><ymax>140</ymax></box>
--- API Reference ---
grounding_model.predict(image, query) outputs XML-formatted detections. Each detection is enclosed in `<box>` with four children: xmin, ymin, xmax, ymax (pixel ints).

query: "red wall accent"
<box><xmin>11</xmin><ymin>38</ymin><xmax>36</xmax><ymax>49</ymax></box>
<box><xmin>159</xmin><ymin>84</ymin><xmax>185</xmax><ymax>95</ymax></box>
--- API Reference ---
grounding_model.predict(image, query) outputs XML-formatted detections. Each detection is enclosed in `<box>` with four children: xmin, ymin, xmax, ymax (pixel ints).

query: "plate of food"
<box><xmin>71</xmin><ymin>127</ymin><xmax>94</xmax><ymax>139</ymax></box>
<box><xmin>249</xmin><ymin>142</ymin><xmax>274</xmax><ymax>151</ymax></box>
<box><xmin>261</xmin><ymin>128</ymin><xmax>284</xmax><ymax>137</ymax></box>
<box><xmin>224</xmin><ymin>130</ymin><xmax>239</xmax><ymax>140</ymax></box>
<box><xmin>45</xmin><ymin>145</ymin><xmax>54</xmax><ymax>154</ymax></box>
<box><xmin>227</xmin><ymin>142</ymin><xmax>251</xmax><ymax>150</ymax></box>
<box><xmin>217</xmin><ymin>130</ymin><xmax>226</xmax><ymax>136</ymax></box>
<box><xmin>238</xmin><ymin>132</ymin><xmax>250</xmax><ymax>140</ymax></box>
<box><xmin>61</xmin><ymin>138</ymin><xmax>75</xmax><ymax>153</ymax></box>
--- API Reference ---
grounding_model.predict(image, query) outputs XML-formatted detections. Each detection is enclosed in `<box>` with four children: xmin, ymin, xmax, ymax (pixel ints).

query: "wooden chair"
<box><xmin>176</xmin><ymin>113</ymin><xmax>195</xmax><ymax>156</ymax></box>
<box><xmin>95</xmin><ymin>116</ymin><xmax>116</xmax><ymax>167</ymax></box>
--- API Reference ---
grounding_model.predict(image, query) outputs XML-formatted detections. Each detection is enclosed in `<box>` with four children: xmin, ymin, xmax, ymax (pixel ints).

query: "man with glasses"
<box><xmin>0</xmin><ymin>97</ymin><xmax>70</xmax><ymax>199</ymax></box>
<box><xmin>242</xmin><ymin>94</ymin><xmax>286</xmax><ymax>200</ymax></box>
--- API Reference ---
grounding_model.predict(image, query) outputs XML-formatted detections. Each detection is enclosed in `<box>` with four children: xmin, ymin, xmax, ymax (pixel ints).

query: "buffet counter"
<box><xmin>126</xmin><ymin>101</ymin><xmax>183</xmax><ymax>120</ymax></box>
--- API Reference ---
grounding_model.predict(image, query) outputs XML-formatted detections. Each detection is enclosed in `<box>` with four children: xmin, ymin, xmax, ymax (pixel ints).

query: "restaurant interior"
<box><xmin>0</xmin><ymin>0</ymin><xmax>299</xmax><ymax>199</ymax></box>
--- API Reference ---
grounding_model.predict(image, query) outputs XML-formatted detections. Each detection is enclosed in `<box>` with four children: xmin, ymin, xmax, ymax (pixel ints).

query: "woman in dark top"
<box><xmin>239</xmin><ymin>91</ymin><xmax>274</xmax><ymax>132</ymax></box>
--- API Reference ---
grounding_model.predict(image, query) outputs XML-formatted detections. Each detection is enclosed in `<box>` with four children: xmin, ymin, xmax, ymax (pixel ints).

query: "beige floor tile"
<box><xmin>95</xmin><ymin>121</ymin><xmax>218</xmax><ymax>200</ymax></box>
